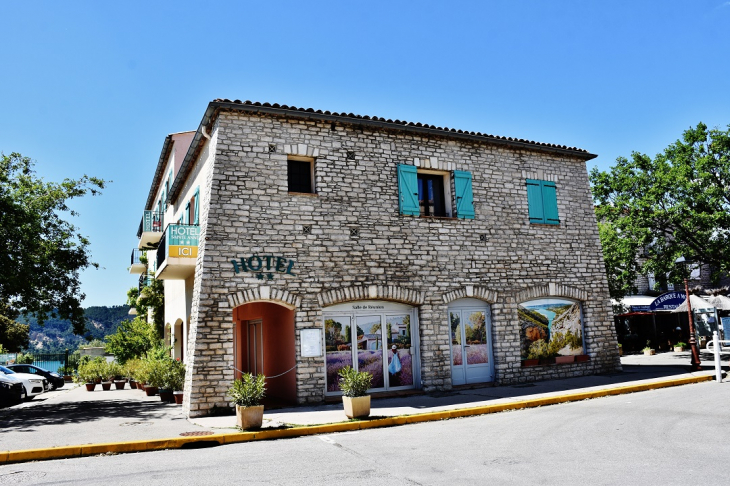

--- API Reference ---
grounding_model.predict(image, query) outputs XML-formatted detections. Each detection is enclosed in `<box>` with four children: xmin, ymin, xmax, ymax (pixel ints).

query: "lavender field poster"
<box><xmin>324</xmin><ymin>316</ymin><xmax>352</xmax><ymax>392</ymax></box>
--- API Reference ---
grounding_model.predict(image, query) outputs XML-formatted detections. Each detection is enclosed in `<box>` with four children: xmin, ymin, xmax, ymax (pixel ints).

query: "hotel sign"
<box><xmin>231</xmin><ymin>254</ymin><xmax>296</xmax><ymax>280</ymax></box>
<box><xmin>168</xmin><ymin>225</ymin><xmax>199</xmax><ymax>258</ymax></box>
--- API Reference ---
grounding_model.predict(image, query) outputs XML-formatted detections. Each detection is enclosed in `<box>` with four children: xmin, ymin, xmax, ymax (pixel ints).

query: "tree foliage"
<box><xmin>0</xmin><ymin>152</ymin><xmax>106</xmax><ymax>335</ymax></box>
<box><xmin>104</xmin><ymin>317</ymin><xmax>159</xmax><ymax>364</ymax></box>
<box><xmin>590</xmin><ymin>123</ymin><xmax>730</xmax><ymax>299</ymax></box>
<box><xmin>0</xmin><ymin>308</ymin><xmax>29</xmax><ymax>352</ymax></box>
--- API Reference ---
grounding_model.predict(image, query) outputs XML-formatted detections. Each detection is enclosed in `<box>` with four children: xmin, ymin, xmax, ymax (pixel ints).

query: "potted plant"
<box><xmin>167</xmin><ymin>359</ymin><xmax>186</xmax><ymax>405</ymax></box>
<box><xmin>338</xmin><ymin>366</ymin><xmax>372</xmax><ymax>419</ymax></box>
<box><xmin>228</xmin><ymin>373</ymin><xmax>266</xmax><ymax>430</ymax></box>
<box><xmin>106</xmin><ymin>362</ymin><xmax>126</xmax><ymax>390</ymax></box>
<box><xmin>125</xmin><ymin>359</ymin><xmax>140</xmax><ymax>389</ymax></box>
<box><xmin>144</xmin><ymin>358</ymin><xmax>165</xmax><ymax>397</ymax></box>
<box><xmin>643</xmin><ymin>341</ymin><xmax>655</xmax><ymax>356</ymax></box>
<box><xmin>674</xmin><ymin>342</ymin><xmax>687</xmax><ymax>352</ymax></box>
<box><xmin>75</xmin><ymin>359</ymin><xmax>98</xmax><ymax>391</ymax></box>
<box><xmin>555</xmin><ymin>354</ymin><xmax>575</xmax><ymax>364</ymax></box>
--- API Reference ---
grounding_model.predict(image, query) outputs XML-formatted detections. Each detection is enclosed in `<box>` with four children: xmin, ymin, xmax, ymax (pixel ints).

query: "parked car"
<box><xmin>0</xmin><ymin>370</ymin><xmax>24</xmax><ymax>406</ymax></box>
<box><xmin>0</xmin><ymin>365</ymin><xmax>47</xmax><ymax>401</ymax></box>
<box><xmin>6</xmin><ymin>364</ymin><xmax>65</xmax><ymax>390</ymax></box>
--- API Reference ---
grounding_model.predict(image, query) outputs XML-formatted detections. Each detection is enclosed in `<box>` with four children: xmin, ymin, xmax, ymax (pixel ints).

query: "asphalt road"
<box><xmin>2</xmin><ymin>381</ymin><xmax>729</xmax><ymax>485</ymax></box>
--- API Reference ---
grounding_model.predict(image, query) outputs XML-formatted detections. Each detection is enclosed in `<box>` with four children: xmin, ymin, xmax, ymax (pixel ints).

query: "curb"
<box><xmin>0</xmin><ymin>373</ymin><xmax>716</xmax><ymax>465</ymax></box>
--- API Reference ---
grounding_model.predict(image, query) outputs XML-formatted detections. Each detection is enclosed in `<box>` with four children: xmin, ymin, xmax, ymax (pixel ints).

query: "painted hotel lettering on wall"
<box><xmin>231</xmin><ymin>254</ymin><xmax>296</xmax><ymax>280</ymax></box>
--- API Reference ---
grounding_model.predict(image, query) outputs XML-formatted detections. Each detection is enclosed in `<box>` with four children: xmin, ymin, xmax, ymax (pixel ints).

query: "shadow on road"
<box><xmin>0</xmin><ymin>399</ymin><xmax>177</xmax><ymax>432</ymax></box>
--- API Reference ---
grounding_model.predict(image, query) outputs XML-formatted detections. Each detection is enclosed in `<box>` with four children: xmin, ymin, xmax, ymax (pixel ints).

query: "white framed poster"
<box><xmin>300</xmin><ymin>329</ymin><xmax>322</xmax><ymax>357</ymax></box>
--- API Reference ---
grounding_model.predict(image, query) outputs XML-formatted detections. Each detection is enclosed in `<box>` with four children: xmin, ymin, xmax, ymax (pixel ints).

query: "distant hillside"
<box><xmin>19</xmin><ymin>305</ymin><xmax>131</xmax><ymax>353</ymax></box>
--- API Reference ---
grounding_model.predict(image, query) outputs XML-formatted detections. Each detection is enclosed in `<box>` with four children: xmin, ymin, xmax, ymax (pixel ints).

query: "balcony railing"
<box><xmin>129</xmin><ymin>249</ymin><xmax>146</xmax><ymax>275</ymax></box>
<box><xmin>137</xmin><ymin>210</ymin><xmax>164</xmax><ymax>249</ymax></box>
<box><xmin>138</xmin><ymin>273</ymin><xmax>153</xmax><ymax>293</ymax></box>
<box><xmin>155</xmin><ymin>224</ymin><xmax>200</xmax><ymax>280</ymax></box>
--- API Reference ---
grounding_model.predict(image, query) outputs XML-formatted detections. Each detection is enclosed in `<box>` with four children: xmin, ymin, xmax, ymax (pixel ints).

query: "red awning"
<box><xmin>616</xmin><ymin>311</ymin><xmax>653</xmax><ymax>317</ymax></box>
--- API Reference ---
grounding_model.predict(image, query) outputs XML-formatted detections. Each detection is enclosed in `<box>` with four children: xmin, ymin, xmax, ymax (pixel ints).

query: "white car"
<box><xmin>0</xmin><ymin>365</ymin><xmax>47</xmax><ymax>401</ymax></box>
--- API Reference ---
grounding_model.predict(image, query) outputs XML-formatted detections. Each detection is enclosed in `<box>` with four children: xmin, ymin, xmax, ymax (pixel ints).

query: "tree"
<box><xmin>590</xmin><ymin>123</ymin><xmax>730</xmax><ymax>299</ymax></box>
<box><xmin>104</xmin><ymin>317</ymin><xmax>158</xmax><ymax>364</ymax></box>
<box><xmin>127</xmin><ymin>277</ymin><xmax>164</xmax><ymax>340</ymax></box>
<box><xmin>0</xmin><ymin>309</ymin><xmax>29</xmax><ymax>352</ymax></box>
<box><xmin>0</xmin><ymin>153</ymin><xmax>106</xmax><ymax>336</ymax></box>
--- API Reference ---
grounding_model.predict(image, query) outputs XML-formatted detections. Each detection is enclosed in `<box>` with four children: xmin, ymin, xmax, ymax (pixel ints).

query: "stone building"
<box><xmin>129</xmin><ymin>99</ymin><xmax>621</xmax><ymax>417</ymax></box>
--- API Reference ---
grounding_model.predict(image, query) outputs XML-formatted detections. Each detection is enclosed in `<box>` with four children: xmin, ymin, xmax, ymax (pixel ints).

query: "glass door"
<box><xmin>386</xmin><ymin>314</ymin><xmax>414</xmax><ymax>388</ymax></box>
<box><xmin>324</xmin><ymin>303</ymin><xmax>420</xmax><ymax>395</ymax></box>
<box><xmin>356</xmin><ymin>315</ymin><xmax>385</xmax><ymax>389</ymax></box>
<box><xmin>449</xmin><ymin>304</ymin><xmax>493</xmax><ymax>385</ymax></box>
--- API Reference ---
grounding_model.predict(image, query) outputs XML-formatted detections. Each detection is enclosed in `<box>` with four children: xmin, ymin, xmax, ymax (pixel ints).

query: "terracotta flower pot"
<box><xmin>522</xmin><ymin>359</ymin><xmax>539</xmax><ymax>367</ymax></box>
<box><xmin>114</xmin><ymin>380</ymin><xmax>126</xmax><ymax>390</ymax></box>
<box><xmin>144</xmin><ymin>386</ymin><xmax>159</xmax><ymax>396</ymax></box>
<box><xmin>137</xmin><ymin>382</ymin><xmax>146</xmax><ymax>391</ymax></box>
<box><xmin>342</xmin><ymin>395</ymin><xmax>370</xmax><ymax>419</ymax></box>
<box><xmin>85</xmin><ymin>383</ymin><xmax>96</xmax><ymax>392</ymax></box>
<box><xmin>129</xmin><ymin>380</ymin><xmax>138</xmax><ymax>389</ymax></box>
<box><xmin>173</xmin><ymin>391</ymin><xmax>184</xmax><ymax>405</ymax></box>
<box><xmin>159</xmin><ymin>389</ymin><xmax>174</xmax><ymax>402</ymax></box>
<box><xmin>236</xmin><ymin>404</ymin><xmax>264</xmax><ymax>429</ymax></box>
<box><xmin>555</xmin><ymin>355</ymin><xmax>575</xmax><ymax>364</ymax></box>
<box><xmin>101</xmin><ymin>382</ymin><xmax>112</xmax><ymax>391</ymax></box>
<box><xmin>575</xmin><ymin>354</ymin><xmax>589</xmax><ymax>362</ymax></box>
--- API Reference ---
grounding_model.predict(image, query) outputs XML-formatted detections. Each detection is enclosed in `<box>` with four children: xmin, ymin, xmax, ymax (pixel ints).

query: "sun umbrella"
<box><xmin>671</xmin><ymin>294</ymin><xmax>715</xmax><ymax>313</ymax></box>
<box><xmin>705</xmin><ymin>294</ymin><xmax>730</xmax><ymax>311</ymax></box>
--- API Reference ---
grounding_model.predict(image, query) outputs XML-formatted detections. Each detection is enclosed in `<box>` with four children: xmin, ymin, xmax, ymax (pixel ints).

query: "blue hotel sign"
<box><xmin>231</xmin><ymin>254</ymin><xmax>296</xmax><ymax>280</ymax></box>
<box><xmin>649</xmin><ymin>292</ymin><xmax>687</xmax><ymax>311</ymax></box>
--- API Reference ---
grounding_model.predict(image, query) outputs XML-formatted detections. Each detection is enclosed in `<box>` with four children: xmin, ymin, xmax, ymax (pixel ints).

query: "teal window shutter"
<box><xmin>541</xmin><ymin>181</ymin><xmax>559</xmax><ymax>224</ymax></box>
<box><xmin>453</xmin><ymin>170</ymin><xmax>475</xmax><ymax>219</ymax></box>
<box><xmin>526</xmin><ymin>179</ymin><xmax>559</xmax><ymax>224</ymax></box>
<box><xmin>184</xmin><ymin>202</ymin><xmax>190</xmax><ymax>225</ymax></box>
<box><xmin>398</xmin><ymin>164</ymin><xmax>419</xmax><ymax>216</ymax></box>
<box><xmin>193</xmin><ymin>187</ymin><xmax>200</xmax><ymax>225</ymax></box>
<box><xmin>526</xmin><ymin>179</ymin><xmax>545</xmax><ymax>223</ymax></box>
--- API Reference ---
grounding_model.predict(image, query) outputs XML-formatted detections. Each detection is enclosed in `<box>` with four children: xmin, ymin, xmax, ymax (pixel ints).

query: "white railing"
<box><xmin>705</xmin><ymin>332</ymin><xmax>730</xmax><ymax>382</ymax></box>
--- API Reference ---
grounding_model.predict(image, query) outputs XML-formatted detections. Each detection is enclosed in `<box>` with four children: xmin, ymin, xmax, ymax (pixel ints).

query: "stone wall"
<box><xmin>183</xmin><ymin>109</ymin><xmax>620</xmax><ymax>416</ymax></box>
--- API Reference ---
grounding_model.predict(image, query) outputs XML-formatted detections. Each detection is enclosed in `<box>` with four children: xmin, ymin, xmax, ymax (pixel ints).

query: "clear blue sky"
<box><xmin>1</xmin><ymin>1</ymin><xmax>729</xmax><ymax>307</ymax></box>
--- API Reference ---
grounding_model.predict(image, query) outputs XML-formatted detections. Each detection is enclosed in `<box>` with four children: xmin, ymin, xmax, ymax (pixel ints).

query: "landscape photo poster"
<box><xmin>519</xmin><ymin>298</ymin><xmax>584</xmax><ymax>359</ymax></box>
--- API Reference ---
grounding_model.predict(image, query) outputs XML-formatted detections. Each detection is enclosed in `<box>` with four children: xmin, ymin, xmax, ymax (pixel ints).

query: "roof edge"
<box><xmin>168</xmin><ymin>100</ymin><xmax>597</xmax><ymax>203</ymax></box>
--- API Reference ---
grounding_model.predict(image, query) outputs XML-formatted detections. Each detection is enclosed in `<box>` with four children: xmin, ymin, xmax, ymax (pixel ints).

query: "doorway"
<box><xmin>233</xmin><ymin>302</ymin><xmax>296</xmax><ymax>405</ymax></box>
<box><xmin>448</xmin><ymin>299</ymin><xmax>494</xmax><ymax>386</ymax></box>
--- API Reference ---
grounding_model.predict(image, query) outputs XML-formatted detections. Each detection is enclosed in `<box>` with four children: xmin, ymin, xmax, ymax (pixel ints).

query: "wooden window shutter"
<box><xmin>453</xmin><ymin>170</ymin><xmax>475</xmax><ymax>219</ymax></box>
<box><xmin>541</xmin><ymin>181</ymin><xmax>559</xmax><ymax>224</ymax></box>
<box><xmin>398</xmin><ymin>164</ymin><xmax>420</xmax><ymax>216</ymax></box>
<box><xmin>526</xmin><ymin>179</ymin><xmax>545</xmax><ymax>223</ymax></box>
<box><xmin>193</xmin><ymin>187</ymin><xmax>200</xmax><ymax>225</ymax></box>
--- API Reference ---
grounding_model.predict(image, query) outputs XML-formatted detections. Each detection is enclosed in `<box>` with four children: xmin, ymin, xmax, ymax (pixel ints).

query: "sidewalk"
<box><xmin>1</xmin><ymin>352</ymin><xmax>726</xmax><ymax>464</ymax></box>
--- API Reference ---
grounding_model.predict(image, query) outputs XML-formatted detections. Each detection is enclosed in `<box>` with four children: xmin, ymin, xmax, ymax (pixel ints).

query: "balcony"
<box><xmin>129</xmin><ymin>249</ymin><xmax>146</xmax><ymax>274</ymax></box>
<box><xmin>138</xmin><ymin>272</ymin><xmax>153</xmax><ymax>293</ymax></box>
<box><xmin>155</xmin><ymin>224</ymin><xmax>200</xmax><ymax>280</ymax></box>
<box><xmin>137</xmin><ymin>210</ymin><xmax>164</xmax><ymax>249</ymax></box>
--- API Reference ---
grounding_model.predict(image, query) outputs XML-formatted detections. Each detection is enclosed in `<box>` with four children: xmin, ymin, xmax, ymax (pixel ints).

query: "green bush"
<box><xmin>162</xmin><ymin>359</ymin><xmax>186</xmax><ymax>391</ymax></box>
<box><xmin>228</xmin><ymin>373</ymin><xmax>266</xmax><ymax>407</ymax></box>
<box><xmin>75</xmin><ymin>356</ymin><xmax>105</xmax><ymax>383</ymax></box>
<box><xmin>338</xmin><ymin>366</ymin><xmax>372</xmax><ymax>397</ymax></box>
<box><xmin>16</xmin><ymin>352</ymin><xmax>34</xmax><ymax>364</ymax></box>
